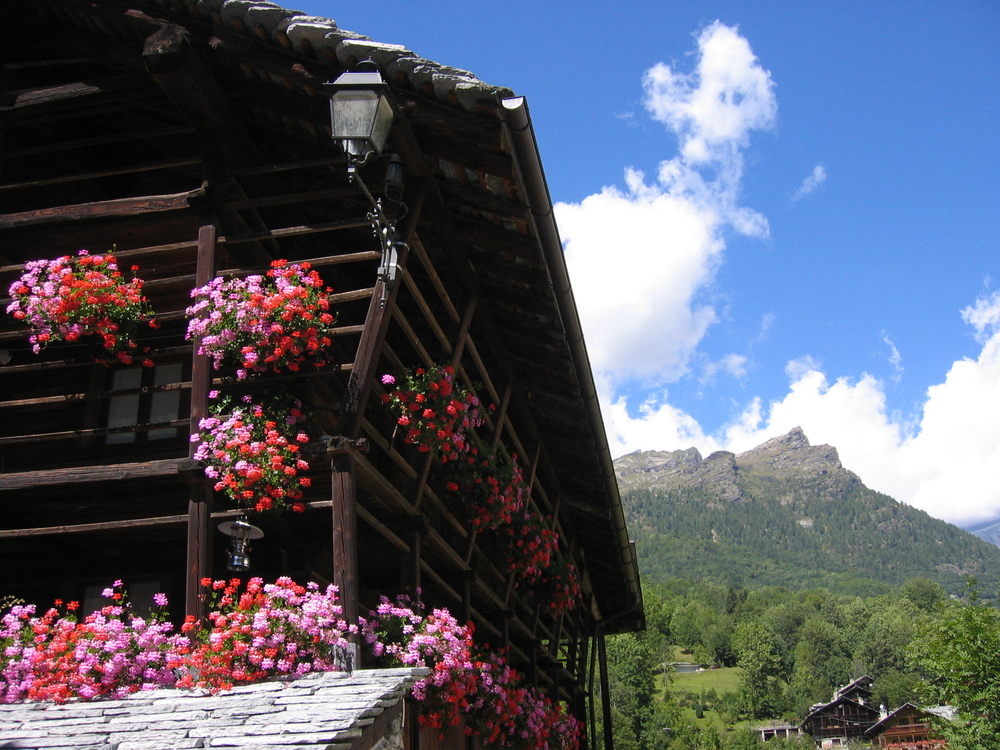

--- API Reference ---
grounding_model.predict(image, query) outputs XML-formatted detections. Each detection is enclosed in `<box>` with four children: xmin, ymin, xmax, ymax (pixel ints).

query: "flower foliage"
<box><xmin>192</xmin><ymin>393</ymin><xmax>311</xmax><ymax>512</ymax></box>
<box><xmin>441</xmin><ymin>448</ymin><xmax>529</xmax><ymax>531</ymax></box>
<box><xmin>0</xmin><ymin>578</ymin><xmax>352</xmax><ymax>703</ymax></box>
<box><xmin>523</xmin><ymin>552</ymin><xmax>583</xmax><ymax>618</ymax></box>
<box><xmin>186</xmin><ymin>260</ymin><xmax>335</xmax><ymax>380</ymax></box>
<box><xmin>381</xmin><ymin>365</ymin><xmax>484</xmax><ymax>461</ymax></box>
<box><xmin>177</xmin><ymin>577</ymin><xmax>354</xmax><ymax>693</ymax></box>
<box><xmin>500</xmin><ymin>510</ymin><xmax>559</xmax><ymax>586</ymax></box>
<box><xmin>0</xmin><ymin>582</ymin><xmax>183</xmax><ymax>703</ymax></box>
<box><xmin>0</xmin><ymin>581</ymin><xmax>580</xmax><ymax>750</ymax></box>
<box><xmin>497</xmin><ymin>511</ymin><xmax>580</xmax><ymax>616</ymax></box>
<box><xmin>380</xmin><ymin>363</ymin><xmax>580</xmax><ymax>615</ymax></box>
<box><xmin>6</xmin><ymin>250</ymin><xmax>155</xmax><ymax>364</ymax></box>
<box><xmin>361</xmin><ymin>595</ymin><xmax>582</xmax><ymax>750</ymax></box>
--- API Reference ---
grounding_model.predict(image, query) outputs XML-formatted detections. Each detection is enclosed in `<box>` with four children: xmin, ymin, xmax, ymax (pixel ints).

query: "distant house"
<box><xmin>800</xmin><ymin>676</ymin><xmax>881</xmax><ymax>747</ymax></box>
<box><xmin>865</xmin><ymin>703</ymin><xmax>950</xmax><ymax>749</ymax></box>
<box><xmin>751</xmin><ymin>720</ymin><xmax>803</xmax><ymax>742</ymax></box>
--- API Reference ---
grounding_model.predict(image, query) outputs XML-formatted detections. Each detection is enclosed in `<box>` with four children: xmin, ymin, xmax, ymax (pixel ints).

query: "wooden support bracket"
<box><xmin>177</xmin><ymin>458</ymin><xmax>211</xmax><ymax>487</ymax></box>
<box><xmin>326</xmin><ymin>436</ymin><xmax>369</xmax><ymax>457</ymax></box>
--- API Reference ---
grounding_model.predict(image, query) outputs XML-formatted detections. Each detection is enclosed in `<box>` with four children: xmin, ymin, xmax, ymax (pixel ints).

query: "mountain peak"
<box><xmin>738</xmin><ymin>427</ymin><xmax>844</xmax><ymax>476</ymax></box>
<box><xmin>614</xmin><ymin>427</ymin><xmax>852</xmax><ymax>499</ymax></box>
<box><xmin>614</xmin><ymin>447</ymin><xmax>704</xmax><ymax>492</ymax></box>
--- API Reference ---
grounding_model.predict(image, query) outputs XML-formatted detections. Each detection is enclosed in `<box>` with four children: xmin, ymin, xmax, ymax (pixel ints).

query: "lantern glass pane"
<box><xmin>331</xmin><ymin>90</ymin><xmax>378</xmax><ymax>138</ymax></box>
<box><xmin>369</xmin><ymin>94</ymin><xmax>394</xmax><ymax>156</ymax></box>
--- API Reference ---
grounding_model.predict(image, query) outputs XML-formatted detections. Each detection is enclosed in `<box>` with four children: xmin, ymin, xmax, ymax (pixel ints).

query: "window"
<box><xmin>106</xmin><ymin>362</ymin><xmax>185</xmax><ymax>444</ymax></box>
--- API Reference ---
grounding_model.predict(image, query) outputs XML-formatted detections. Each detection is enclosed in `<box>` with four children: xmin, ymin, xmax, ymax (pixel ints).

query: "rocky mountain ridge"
<box><xmin>614</xmin><ymin>428</ymin><xmax>1000</xmax><ymax>594</ymax></box>
<box><xmin>616</xmin><ymin>426</ymin><xmax>856</xmax><ymax>502</ymax></box>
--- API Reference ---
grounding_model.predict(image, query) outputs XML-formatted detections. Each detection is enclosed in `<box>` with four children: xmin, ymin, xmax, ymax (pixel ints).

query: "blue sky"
<box><xmin>293</xmin><ymin>2</ymin><xmax>1000</xmax><ymax>529</ymax></box>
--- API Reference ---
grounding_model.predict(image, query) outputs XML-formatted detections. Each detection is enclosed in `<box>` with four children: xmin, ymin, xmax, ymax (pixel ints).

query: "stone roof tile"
<box><xmin>0</xmin><ymin>668</ymin><xmax>426</xmax><ymax>750</ymax></box>
<box><xmin>204</xmin><ymin>0</ymin><xmax>499</xmax><ymax>112</ymax></box>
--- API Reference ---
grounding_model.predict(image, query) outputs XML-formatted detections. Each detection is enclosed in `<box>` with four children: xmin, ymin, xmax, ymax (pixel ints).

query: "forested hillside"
<box><xmin>616</xmin><ymin>428</ymin><xmax>1000</xmax><ymax>595</ymax></box>
<box><xmin>600</xmin><ymin>578</ymin><xmax>1000</xmax><ymax>750</ymax></box>
<box><xmin>600</xmin><ymin>429</ymin><xmax>1000</xmax><ymax>749</ymax></box>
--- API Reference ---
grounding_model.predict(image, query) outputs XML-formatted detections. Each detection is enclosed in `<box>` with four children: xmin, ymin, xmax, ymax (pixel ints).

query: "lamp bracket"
<box><xmin>348</xmin><ymin>169</ymin><xmax>407</xmax><ymax>306</ymax></box>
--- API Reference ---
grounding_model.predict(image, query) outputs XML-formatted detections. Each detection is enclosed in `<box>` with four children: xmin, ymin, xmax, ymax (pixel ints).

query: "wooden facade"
<box><xmin>801</xmin><ymin>677</ymin><xmax>880</xmax><ymax>747</ymax></box>
<box><xmin>0</xmin><ymin>1</ymin><xmax>642</xmax><ymax>746</ymax></box>
<box><xmin>865</xmin><ymin>704</ymin><xmax>948</xmax><ymax>750</ymax></box>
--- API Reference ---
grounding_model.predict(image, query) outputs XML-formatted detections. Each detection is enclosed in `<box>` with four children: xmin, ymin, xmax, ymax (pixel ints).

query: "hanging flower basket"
<box><xmin>441</xmin><ymin>449</ymin><xmax>529</xmax><ymax>531</ymax></box>
<box><xmin>380</xmin><ymin>364</ymin><xmax>484</xmax><ymax>462</ymax></box>
<box><xmin>499</xmin><ymin>509</ymin><xmax>561</xmax><ymax>587</ymax></box>
<box><xmin>186</xmin><ymin>260</ymin><xmax>336</xmax><ymax>380</ymax></box>
<box><xmin>192</xmin><ymin>393</ymin><xmax>311</xmax><ymax>512</ymax></box>
<box><xmin>6</xmin><ymin>250</ymin><xmax>156</xmax><ymax>364</ymax></box>
<box><xmin>521</xmin><ymin>552</ymin><xmax>582</xmax><ymax>616</ymax></box>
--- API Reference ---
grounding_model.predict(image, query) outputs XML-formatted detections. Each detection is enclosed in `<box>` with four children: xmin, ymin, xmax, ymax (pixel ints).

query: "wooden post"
<box><xmin>587</xmin><ymin>631</ymin><xmax>597</xmax><ymax>750</ymax></box>
<box><xmin>597</xmin><ymin>629</ymin><xmax>613</xmax><ymax>750</ymax></box>
<box><xmin>185</xmin><ymin>220</ymin><xmax>216</xmax><ymax>621</ymax></box>
<box><xmin>329</xmin><ymin>436</ymin><xmax>368</xmax><ymax>665</ymax></box>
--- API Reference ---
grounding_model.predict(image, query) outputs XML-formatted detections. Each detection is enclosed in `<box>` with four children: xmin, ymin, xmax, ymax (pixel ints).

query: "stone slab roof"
<box><xmin>190</xmin><ymin>0</ymin><xmax>514</xmax><ymax>111</ymax></box>
<box><xmin>0</xmin><ymin>668</ymin><xmax>427</xmax><ymax>750</ymax></box>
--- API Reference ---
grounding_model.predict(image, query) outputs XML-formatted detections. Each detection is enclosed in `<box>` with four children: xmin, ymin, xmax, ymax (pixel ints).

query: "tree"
<box><xmin>671</xmin><ymin>599</ymin><xmax>715</xmax><ymax>653</ymax></box>
<box><xmin>601</xmin><ymin>633</ymin><xmax>680</xmax><ymax>750</ymax></box>
<box><xmin>871</xmin><ymin>669</ymin><xmax>921</xmax><ymax>710</ymax></box>
<box><xmin>900</xmin><ymin>577</ymin><xmax>946</xmax><ymax>612</ymax></box>
<box><xmin>908</xmin><ymin>581</ymin><xmax>1000</xmax><ymax>749</ymax></box>
<box><xmin>731</xmin><ymin>619</ymin><xmax>786</xmax><ymax>718</ymax></box>
<box><xmin>854</xmin><ymin>603</ymin><xmax>915</xmax><ymax>678</ymax></box>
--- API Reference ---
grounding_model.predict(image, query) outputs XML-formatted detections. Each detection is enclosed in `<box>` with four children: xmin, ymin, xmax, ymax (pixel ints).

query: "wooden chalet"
<box><xmin>800</xmin><ymin>676</ymin><xmax>880</xmax><ymax>747</ymax></box>
<box><xmin>865</xmin><ymin>704</ymin><xmax>950</xmax><ymax>750</ymax></box>
<box><xmin>0</xmin><ymin>0</ymin><xmax>643</xmax><ymax>747</ymax></box>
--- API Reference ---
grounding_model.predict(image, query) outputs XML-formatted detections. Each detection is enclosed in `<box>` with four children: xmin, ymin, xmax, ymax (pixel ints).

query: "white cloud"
<box><xmin>556</xmin><ymin>21</ymin><xmax>775</xmax><ymax>389</ymax></box>
<box><xmin>757</xmin><ymin>312</ymin><xmax>776</xmax><ymax>342</ymax></box>
<box><xmin>962</xmin><ymin>289</ymin><xmax>1000</xmax><ymax>343</ymax></box>
<box><xmin>602</xmin><ymin>386</ymin><xmax>722</xmax><ymax>459</ymax></box>
<box><xmin>643</xmin><ymin>22</ymin><xmax>777</xmax><ymax>164</ymax></box>
<box><xmin>791</xmin><ymin>164</ymin><xmax>827</xmax><ymax>201</ymax></box>
<box><xmin>880</xmin><ymin>330</ymin><xmax>903</xmax><ymax>382</ymax></box>
<box><xmin>715</xmin><ymin>301</ymin><xmax>1000</xmax><ymax>528</ymax></box>
<box><xmin>701</xmin><ymin>353</ymin><xmax>748</xmax><ymax>384</ymax></box>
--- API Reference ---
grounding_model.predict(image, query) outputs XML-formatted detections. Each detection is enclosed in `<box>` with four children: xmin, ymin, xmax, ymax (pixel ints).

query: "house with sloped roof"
<box><xmin>0</xmin><ymin>1</ymin><xmax>643</xmax><ymax>748</ymax></box>
<box><xmin>800</xmin><ymin>676</ymin><xmax>880</xmax><ymax>747</ymax></box>
<box><xmin>865</xmin><ymin>703</ymin><xmax>950</xmax><ymax>749</ymax></box>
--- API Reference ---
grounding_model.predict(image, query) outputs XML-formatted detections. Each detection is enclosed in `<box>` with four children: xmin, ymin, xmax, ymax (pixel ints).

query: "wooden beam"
<box><xmin>143</xmin><ymin>24</ymin><xmax>262</xmax><ymax>169</ymax></box>
<box><xmin>0</xmin><ymin>72</ymin><xmax>155</xmax><ymax>122</ymax></box>
<box><xmin>0</xmin><ymin>419</ymin><xmax>189</xmax><ymax>447</ymax></box>
<box><xmin>0</xmin><ymin>459</ymin><xmax>182</xmax><ymax>492</ymax></box>
<box><xmin>218</xmin><ymin>218</ymin><xmax>372</xmax><ymax>246</ymax></box>
<box><xmin>437</xmin><ymin>181</ymin><xmax>529</xmax><ymax>222</ymax></box>
<box><xmin>0</xmin><ymin>157</ymin><xmax>202</xmax><ymax>193</ymax></box>
<box><xmin>0</xmin><ymin>515</ymin><xmax>187</xmax><ymax>539</ymax></box>
<box><xmin>329</xmin><ymin>436</ymin><xmax>367</xmax><ymax>662</ymax></box>
<box><xmin>0</xmin><ymin>501</ymin><xmax>333</xmax><ymax>539</ymax></box>
<box><xmin>2</xmin><ymin>125</ymin><xmax>195</xmax><ymax>159</ymax></box>
<box><xmin>0</xmin><ymin>191</ymin><xmax>197</xmax><ymax>230</ymax></box>
<box><xmin>340</xmin><ymin>187</ymin><xmax>425</xmax><ymax>435</ymax></box>
<box><xmin>356</xmin><ymin>505</ymin><xmax>409</xmax><ymax>554</ymax></box>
